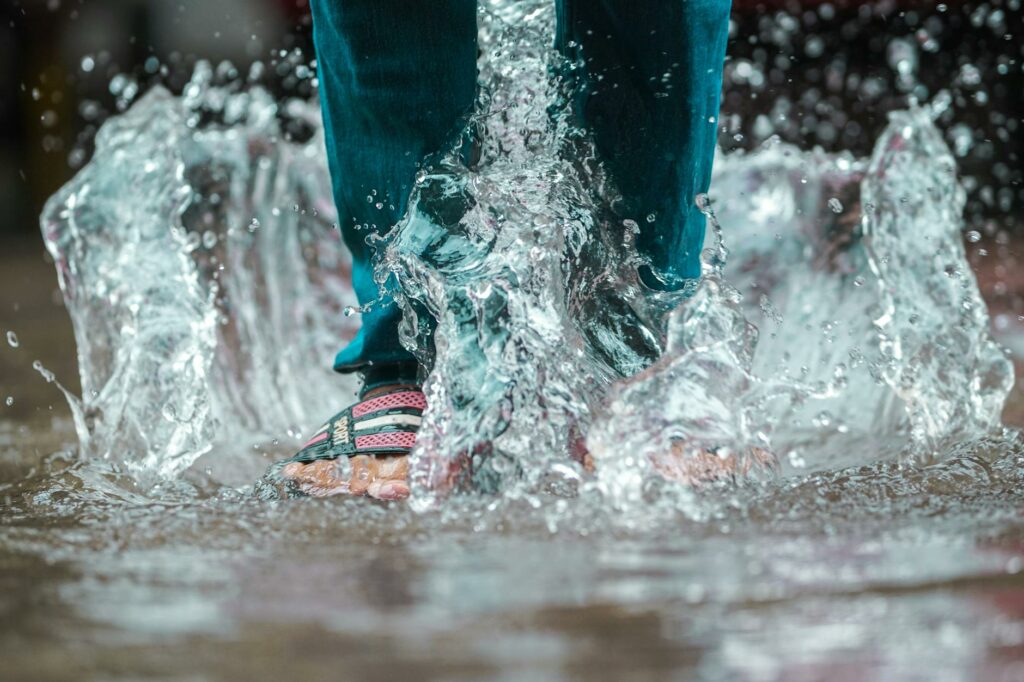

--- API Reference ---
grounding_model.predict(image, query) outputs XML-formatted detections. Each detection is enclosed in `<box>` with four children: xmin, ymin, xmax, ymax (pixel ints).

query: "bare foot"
<box><xmin>279</xmin><ymin>454</ymin><xmax>410</xmax><ymax>500</ymax></box>
<box><xmin>651</xmin><ymin>442</ymin><xmax>775</xmax><ymax>486</ymax></box>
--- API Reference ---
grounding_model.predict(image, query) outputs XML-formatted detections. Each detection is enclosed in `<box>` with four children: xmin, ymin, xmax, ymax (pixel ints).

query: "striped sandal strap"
<box><xmin>287</xmin><ymin>388</ymin><xmax>426</xmax><ymax>464</ymax></box>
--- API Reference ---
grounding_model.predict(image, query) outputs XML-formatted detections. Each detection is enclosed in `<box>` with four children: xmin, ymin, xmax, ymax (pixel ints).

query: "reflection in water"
<box><xmin>3</xmin><ymin>477</ymin><xmax>1024</xmax><ymax>680</ymax></box>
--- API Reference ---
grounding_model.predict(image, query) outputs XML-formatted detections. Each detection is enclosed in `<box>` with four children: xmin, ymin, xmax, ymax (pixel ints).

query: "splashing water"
<box><xmin>42</xmin><ymin>68</ymin><xmax>360</xmax><ymax>480</ymax></box>
<box><xmin>40</xmin><ymin>0</ymin><xmax>1013</xmax><ymax>508</ymax></box>
<box><xmin>590</xmin><ymin>110</ymin><xmax>1015</xmax><ymax>509</ymax></box>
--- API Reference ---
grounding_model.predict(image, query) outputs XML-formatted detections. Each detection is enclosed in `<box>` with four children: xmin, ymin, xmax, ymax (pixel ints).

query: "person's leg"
<box><xmin>311</xmin><ymin>0</ymin><xmax>478</xmax><ymax>378</ymax></box>
<box><xmin>279</xmin><ymin>0</ymin><xmax>477</xmax><ymax>499</ymax></box>
<box><xmin>555</xmin><ymin>0</ymin><xmax>732</xmax><ymax>289</ymax></box>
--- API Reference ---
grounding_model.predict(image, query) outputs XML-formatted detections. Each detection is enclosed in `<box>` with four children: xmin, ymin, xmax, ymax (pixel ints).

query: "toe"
<box><xmin>348</xmin><ymin>455</ymin><xmax>376</xmax><ymax>496</ymax></box>
<box><xmin>280</xmin><ymin>462</ymin><xmax>305</xmax><ymax>478</ymax></box>
<box><xmin>368</xmin><ymin>478</ymin><xmax>410</xmax><ymax>500</ymax></box>
<box><xmin>279</xmin><ymin>460</ymin><xmax>352</xmax><ymax>497</ymax></box>
<box><xmin>367</xmin><ymin>455</ymin><xmax>410</xmax><ymax>500</ymax></box>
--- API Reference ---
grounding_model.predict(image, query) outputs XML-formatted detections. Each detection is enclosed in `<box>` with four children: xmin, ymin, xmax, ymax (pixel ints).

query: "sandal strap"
<box><xmin>287</xmin><ymin>388</ymin><xmax>426</xmax><ymax>463</ymax></box>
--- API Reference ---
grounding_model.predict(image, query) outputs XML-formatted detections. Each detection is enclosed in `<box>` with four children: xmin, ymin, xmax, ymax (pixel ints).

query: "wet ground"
<box><xmin>4</xmin><ymin>233</ymin><xmax>1024</xmax><ymax>681</ymax></box>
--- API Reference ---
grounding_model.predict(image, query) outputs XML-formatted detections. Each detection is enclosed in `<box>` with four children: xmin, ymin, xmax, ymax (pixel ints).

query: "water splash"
<box><xmin>589</xmin><ymin>106</ymin><xmax>1015</xmax><ymax>508</ymax></box>
<box><xmin>40</xmin><ymin>0</ymin><xmax>1012</xmax><ymax>506</ymax></box>
<box><xmin>381</xmin><ymin>2</ymin><xmax>665</xmax><ymax>504</ymax></box>
<box><xmin>41</xmin><ymin>65</ymin><xmax>360</xmax><ymax>480</ymax></box>
<box><xmin>380</xmin><ymin>1</ymin><xmax>1013</xmax><ymax>508</ymax></box>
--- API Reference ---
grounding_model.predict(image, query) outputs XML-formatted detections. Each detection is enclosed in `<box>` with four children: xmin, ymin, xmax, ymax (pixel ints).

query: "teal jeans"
<box><xmin>311</xmin><ymin>0</ymin><xmax>732</xmax><ymax>385</ymax></box>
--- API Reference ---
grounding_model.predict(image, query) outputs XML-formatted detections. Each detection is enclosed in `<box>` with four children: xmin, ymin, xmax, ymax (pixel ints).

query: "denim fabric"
<box><xmin>310</xmin><ymin>0</ymin><xmax>732</xmax><ymax>373</ymax></box>
<box><xmin>310</xmin><ymin>0</ymin><xmax>478</xmax><ymax>372</ymax></box>
<box><xmin>557</xmin><ymin>0</ymin><xmax>732</xmax><ymax>289</ymax></box>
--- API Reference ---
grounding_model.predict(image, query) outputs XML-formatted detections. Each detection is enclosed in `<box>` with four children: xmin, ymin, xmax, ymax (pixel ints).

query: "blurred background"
<box><xmin>0</xmin><ymin>0</ymin><xmax>1021</xmax><ymax>419</ymax></box>
<box><xmin>0</xmin><ymin>0</ymin><xmax>313</xmax><ymax>242</ymax></box>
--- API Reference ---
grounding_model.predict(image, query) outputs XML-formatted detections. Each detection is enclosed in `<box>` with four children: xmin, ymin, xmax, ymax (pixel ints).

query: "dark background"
<box><xmin>0</xmin><ymin>0</ymin><xmax>1020</xmax><ymax>239</ymax></box>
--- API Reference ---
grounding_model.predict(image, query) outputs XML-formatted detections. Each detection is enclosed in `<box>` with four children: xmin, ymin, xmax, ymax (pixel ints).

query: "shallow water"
<box><xmin>6</xmin><ymin>0</ymin><xmax>1024</xmax><ymax>679</ymax></box>
<box><xmin>5</xmin><ymin>416</ymin><xmax>1024</xmax><ymax>680</ymax></box>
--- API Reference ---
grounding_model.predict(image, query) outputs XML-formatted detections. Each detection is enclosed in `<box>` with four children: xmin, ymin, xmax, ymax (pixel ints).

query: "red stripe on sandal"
<box><xmin>355</xmin><ymin>431</ymin><xmax>417</xmax><ymax>451</ymax></box>
<box><xmin>352</xmin><ymin>391</ymin><xmax>426</xmax><ymax>418</ymax></box>
<box><xmin>302</xmin><ymin>431</ymin><xmax>329</xmax><ymax>449</ymax></box>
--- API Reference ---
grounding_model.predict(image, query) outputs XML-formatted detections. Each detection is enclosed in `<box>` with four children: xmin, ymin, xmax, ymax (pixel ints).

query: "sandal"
<box><xmin>285</xmin><ymin>386</ymin><xmax>427</xmax><ymax>464</ymax></box>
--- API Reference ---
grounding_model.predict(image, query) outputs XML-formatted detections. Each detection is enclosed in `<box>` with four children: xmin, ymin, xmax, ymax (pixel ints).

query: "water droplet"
<box><xmin>80</xmin><ymin>56</ymin><xmax>95</xmax><ymax>73</ymax></box>
<box><xmin>184</xmin><ymin>231</ymin><xmax>201</xmax><ymax>252</ymax></box>
<box><xmin>759</xmin><ymin>294</ymin><xmax>782</xmax><ymax>324</ymax></box>
<box><xmin>4</xmin><ymin>397</ymin><xmax>12</xmax><ymax>407</ymax></box>
<box><xmin>6</xmin><ymin>331</ymin><xmax>19</xmax><ymax>348</ymax></box>
<box><xmin>966</xmin><ymin>230</ymin><xmax>982</xmax><ymax>243</ymax></box>
<box><xmin>949</xmin><ymin>124</ymin><xmax>974</xmax><ymax>157</ymax></box>
<box><xmin>32</xmin><ymin>360</ymin><xmax>55</xmax><ymax>383</ymax></box>
<box><xmin>958</xmin><ymin>63</ymin><xmax>982</xmax><ymax>87</ymax></box>
<box><xmin>828</xmin><ymin>198</ymin><xmax>844</xmax><ymax>214</ymax></box>
<box><xmin>202</xmin><ymin>231</ymin><xmax>218</xmax><ymax>249</ymax></box>
<box><xmin>645</xmin><ymin>213</ymin><xmax>656</xmax><ymax>223</ymax></box>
